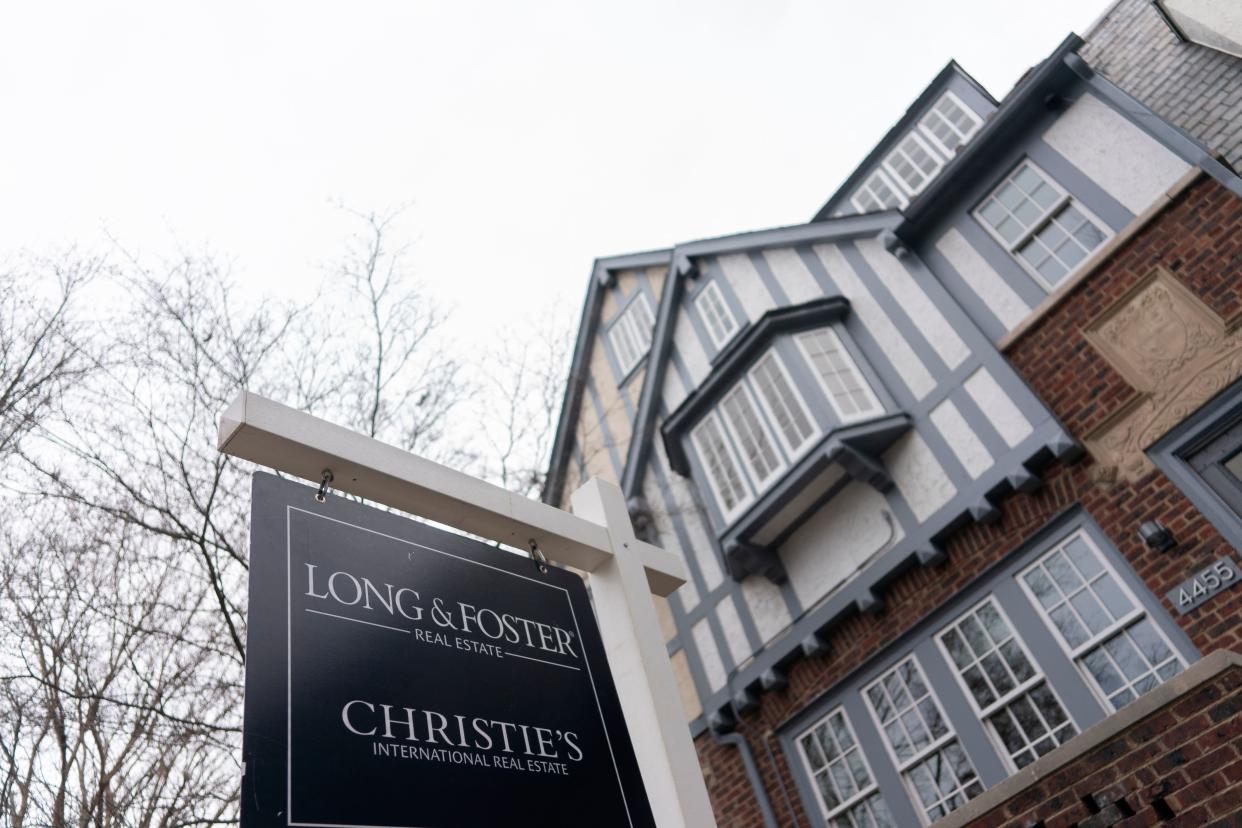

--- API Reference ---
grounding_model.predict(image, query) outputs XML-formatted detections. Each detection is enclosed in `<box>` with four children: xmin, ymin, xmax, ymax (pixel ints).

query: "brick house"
<box><xmin>544</xmin><ymin>2</ymin><xmax>1242</xmax><ymax>825</ymax></box>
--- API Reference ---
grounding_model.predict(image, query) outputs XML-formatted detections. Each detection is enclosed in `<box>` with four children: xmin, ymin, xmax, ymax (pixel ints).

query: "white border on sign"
<box><xmin>285</xmin><ymin>506</ymin><xmax>636</xmax><ymax>828</ymax></box>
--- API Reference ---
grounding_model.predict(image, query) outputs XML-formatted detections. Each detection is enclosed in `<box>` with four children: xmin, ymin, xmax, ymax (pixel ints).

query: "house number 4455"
<box><xmin>1168</xmin><ymin>558</ymin><xmax>1242</xmax><ymax>615</ymax></box>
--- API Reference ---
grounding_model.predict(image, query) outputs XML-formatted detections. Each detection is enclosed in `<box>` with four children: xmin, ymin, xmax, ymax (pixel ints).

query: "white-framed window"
<box><xmin>937</xmin><ymin>598</ymin><xmax>1077</xmax><ymax>772</ymax></box>
<box><xmin>607</xmin><ymin>292</ymin><xmax>656</xmax><ymax>376</ymax></box>
<box><xmin>695</xmin><ymin>281</ymin><xmax>740</xmax><ymax>350</ymax></box>
<box><xmin>720</xmin><ymin>385</ymin><xmax>785</xmax><ymax>490</ymax></box>
<box><xmin>882</xmin><ymin>132</ymin><xmax>944</xmax><ymax>197</ymax></box>
<box><xmin>918</xmin><ymin>91</ymin><xmax>983</xmax><ymax>157</ymax></box>
<box><xmin>691</xmin><ymin>412</ymin><xmax>752</xmax><ymax>521</ymax></box>
<box><xmin>864</xmin><ymin>657</ymin><xmax>984</xmax><ymax>825</ymax></box>
<box><xmin>1018</xmin><ymin>531</ymin><xmax>1185</xmax><ymax>712</ymax></box>
<box><xmin>796</xmin><ymin>708</ymin><xmax>896</xmax><ymax>828</ymax></box>
<box><xmin>850</xmin><ymin>169</ymin><xmax>909</xmax><ymax>214</ymax></box>
<box><xmin>975</xmin><ymin>160</ymin><xmax>1110</xmax><ymax>291</ymax></box>
<box><xmin>747</xmin><ymin>352</ymin><xmax>817</xmax><ymax>459</ymax></box>
<box><xmin>796</xmin><ymin>328</ymin><xmax>883</xmax><ymax>424</ymax></box>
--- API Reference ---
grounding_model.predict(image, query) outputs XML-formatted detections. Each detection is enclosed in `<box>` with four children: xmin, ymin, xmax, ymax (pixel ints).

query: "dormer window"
<box><xmin>662</xmin><ymin>298</ymin><xmax>911</xmax><ymax>581</ymax></box>
<box><xmin>796</xmin><ymin>328</ymin><xmax>884</xmax><ymax>423</ymax></box>
<box><xmin>695</xmin><ymin>281</ymin><xmax>740</xmax><ymax>349</ymax></box>
<box><xmin>851</xmin><ymin>169</ymin><xmax>908</xmax><ymax>213</ymax></box>
<box><xmin>883</xmin><ymin>133</ymin><xmax>943</xmax><ymax>197</ymax></box>
<box><xmin>918</xmin><ymin>91</ymin><xmax>983</xmax><ymax>156</ymax></box>
<box><xmin>607</xmin><ymin>292</ymin><xmax>656</xmax><ymax>376</ymax></box>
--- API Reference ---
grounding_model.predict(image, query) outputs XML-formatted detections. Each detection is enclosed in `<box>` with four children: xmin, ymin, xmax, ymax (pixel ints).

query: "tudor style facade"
<box><xmin>546</xmin><ymin>2</ymin><xmax>1242</xmax><ymax>825</ymax></box>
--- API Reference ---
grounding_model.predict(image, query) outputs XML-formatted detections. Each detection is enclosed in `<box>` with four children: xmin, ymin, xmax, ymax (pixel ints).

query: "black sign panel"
<box><xmin>241</xmin><ymin>472</ymin><xmax>655</xmax><ymax>828</ymax></box>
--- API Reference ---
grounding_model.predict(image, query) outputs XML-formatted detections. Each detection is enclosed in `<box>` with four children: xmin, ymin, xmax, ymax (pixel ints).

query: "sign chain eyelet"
<box><xmin>315</xmin><ymin>469</ymin><xmax>334</xmax><ymax>503</ymax></box>
<box><xmin>529</xmin><ymin>539</ymin><xmax>549</xmax><ymax>574</ymax></box>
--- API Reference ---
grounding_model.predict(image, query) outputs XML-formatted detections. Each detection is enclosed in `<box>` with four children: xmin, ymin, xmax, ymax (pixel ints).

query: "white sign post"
<box><xmin>218</xmin><ymin>392</ymin><xmax>717</xmax><ymax>828</ymax></box>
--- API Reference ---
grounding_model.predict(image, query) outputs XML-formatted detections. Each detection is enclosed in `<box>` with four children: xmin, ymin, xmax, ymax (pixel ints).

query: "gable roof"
<box><xmin>811</xmin><ymin>60</ymin><xmax>999</xmax><ymax>222</ymax></box>
<box><xmin>542</xmin><ymin>248</ymin><xmax>670</xmax><ymax>507</ymax></box>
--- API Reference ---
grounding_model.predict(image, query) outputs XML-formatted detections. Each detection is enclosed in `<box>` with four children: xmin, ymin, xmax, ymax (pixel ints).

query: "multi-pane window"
<box><xmin>883</xmin><ymin>133</ymin><xmax>944</xmax><ymax>197</ymax></box>
<box><xmin>695</xmin><ymin>281</ymin><xmax>740</xmax><ymax>349</ymax></box>
<box><xmin>691</xmin><ymin>413</ymin><xmax>750</xmax><ymax>520</ymax></box>
<box><xmin>938</xmin><ymin>599</ymin><xmax>1076</xmax><ymax>771</ymax></box>
<box><xmin>796</xmin><ymin>328</ymin><xmax>883</xmax><ymax>423</ymax></box>
<box><xmin>748</xmin><ymin>353</ymin><xmax>816</xmax><ymax>457</ymax></box>
<box><xmin>850</xmin><ymin>169</ymin><xmax>909</xmax><ymax>214</ymax></box>
<box><xmin>720</xmin><ymin>386</ymin><xmax>784</xmax><ymax>488</ymax></box>
<box><xmin>865</xmin><ymin>658</ymin><xmax>984</xmax><ymax>824</ymax></box>
<box><xmin>975</xmin><ymin>161</ymin><xmax>1109</xmax><ymax>291</ymax></box>
<box><xmin>797</xmin><ymin>709</ymin><xmax>896</xmax><ymax>828</ymax></box>
<box><xmin>1020</xmin><ymin>531</ymin><xmax>1184</xmax><ymax>711</ymax></box>
<box><xmin>918</xmin><ymin>91</ymin><xmax>982</xmax><ymax>157</ymax></box>
<box><xmin>607</xmin><ymin>292</ymin><xmax>656</xmax><ymax>376</ymax></box>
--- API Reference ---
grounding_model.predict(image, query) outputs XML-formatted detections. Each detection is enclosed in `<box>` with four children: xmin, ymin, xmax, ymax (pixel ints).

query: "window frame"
<box><xmin>746</xmin><ymin>350</ymin><xmax>819</xmax><ymax>461</ymax></box>
<box><xmin>850</xmin><ymin>168</ymin><xmax>909</xmax><ymax>214</ymax></box>
<box><xmin>1016</xmin><ymin>529</ymin><xmax>1186</xmax><ymax>713</ymax></box>
<box><xmin>935</xmin><ymin>596</ymin><xmax>1079</xmax><ymax>774</ymax></box>
<box><xmin>694</xmin><ymin>280</ymin><xmax>741</xmax><ymax>350</ymax></box>
<box><xmin>795</xmin><ymin>706</ymin><xmax>892</xmax><ymax>826</ymax></box>
<box><xmin>606</xmin><ymin>291</ymin><xmax>656</xmax><ymax>378</ymax></box>
<box><xmin>795</xmin><ymin>327</ymin><xmax>885</xmax><ymax>425</ymax></box>
<box><xmin>917</xmin><ymin>90</ymin><xmax>983</xmax><ymax>158</ymax></box>
<box><xmin>718</xmin><ymin>382</ymin><xmax>787</xmax><ymax>493</ymax></box>
<box><xmin>690</xmin><ymin>410</ymin><xmax>754</xmax><ymax>524</ymax></box>
<box><xmin>1151</xmin><ymin>379</ymin><xmax>1242</xmax><ymax>552</ymax></box>
<box><xmin>973</xmin><ymin>159</ymin><xmax>1113</xmax><ymax>292</ymax></box>
<box><xmin>882</xmin><ymin>131</ymin><xmax>945</xmax><ymax>198</ymax></box>
<box><xmin>862</xmin><ymin>655</ymin><xmax>984</xmax><ymax>826</ymax></box>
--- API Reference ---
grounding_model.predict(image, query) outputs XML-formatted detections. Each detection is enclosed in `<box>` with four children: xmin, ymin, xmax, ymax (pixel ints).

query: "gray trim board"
<box><xmin>839</xmin><ymin>241</ymin><xmax>953</xmax><ymax>376</ymax></box>
<box><xmin>583</xmin><ymin>378</ymin><xmax>626</xmax><ymax>481</ymax></box>
<box><xmin>941</xmin><ymin>213</ymin><xmax>1050</xmax><ymax>308</ymax></box>
<box><xmin>543</xmin><ymin>249</ymin><xmax>670</xmax><ymax>506</ymax></box>
<box><xmin>1025</xmin><ymin>137</ymin><xmax>1136</xmax><ymax>232</ymax></box>
<box><xmin>1064</xmin><ymin>52</ymin><xmax>1242</xmax><ymax>200</ymax></box>
<box><xmin>1150</xmin><ymin>376</ymin><xmax>1242</xmax><ymax>551</ymax></box>
<box><xmin>748</xmin><ymin>250</ymin><xmax>791</xmax><ymax>307</ymax></box>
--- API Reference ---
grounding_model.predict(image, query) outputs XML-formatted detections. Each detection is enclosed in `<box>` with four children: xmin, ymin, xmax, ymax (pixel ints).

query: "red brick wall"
<box><xmin>967</xmin><ymin>663</ymin><xmax>1242</xmax><ymax>826</ymax></box>
<box><xmin>693</xmin><ymin>177</ymin><xmax>1242</xmax><ymax>828</ymax></box>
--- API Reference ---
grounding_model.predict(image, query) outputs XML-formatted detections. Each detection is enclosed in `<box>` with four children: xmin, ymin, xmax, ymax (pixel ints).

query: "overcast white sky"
<box><xmin>1</xmin><ymin>1</ymin><xmax>1104</xmax><ymax>338</ymax></box>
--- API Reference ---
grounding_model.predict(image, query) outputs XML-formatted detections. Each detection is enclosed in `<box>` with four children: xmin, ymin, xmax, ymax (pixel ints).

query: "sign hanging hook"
<box><xmin>528</xmin><ymin>539</ymin><xmax>549</xmax><ymax>574</ymax></box>
<box><xmin>315</xmin><ymin>469</ymin><xmax>334</xmax><ymax>503</ymax></box>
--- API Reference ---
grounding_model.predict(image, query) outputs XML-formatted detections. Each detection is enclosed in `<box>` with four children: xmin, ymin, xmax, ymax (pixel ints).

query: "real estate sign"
<box><xmin>240</xmin><ymin>472</ymin><xmax>655</xmax><ymax>828</ymax></box>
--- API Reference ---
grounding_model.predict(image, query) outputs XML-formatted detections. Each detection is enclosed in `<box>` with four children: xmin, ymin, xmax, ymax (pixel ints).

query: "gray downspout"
<box><xmin>715</xmin><ymin>732</ymin><xmax>779</xmax><ymax>828</ymax></box>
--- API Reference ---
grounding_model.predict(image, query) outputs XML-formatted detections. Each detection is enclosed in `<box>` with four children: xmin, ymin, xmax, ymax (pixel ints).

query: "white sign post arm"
<box><xmin>571</xmin><ymin>478</ymin><xmax>718</xmax><ymax>828</ymax></box>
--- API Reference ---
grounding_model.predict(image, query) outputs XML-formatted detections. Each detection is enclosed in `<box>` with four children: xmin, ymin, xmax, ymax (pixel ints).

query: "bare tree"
<box><xmin>471</xmin><ymin>302</ymin><xmax>573</xmax><ymax>497</ymax></box>
<box><xmin>0</xmin><ymin>503</ymin><xmax>239</xmax><ymax>828</ymax></box>
<box><xmin>0</xmin><ymin>254</ymin><xmax>96</xmax><ymax>461</ymax></box>
<box><xmin>290</xmin><ymin>205</ymin><xmax>467</xmax><ymax>462</ymax></box>
<box><xmin>1</xmin><ymin>208</ymin><xmax>564</xmax><ymax>828</ymax></box>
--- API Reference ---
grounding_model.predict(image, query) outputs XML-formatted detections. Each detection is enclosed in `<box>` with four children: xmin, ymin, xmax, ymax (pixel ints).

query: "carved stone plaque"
<box><xmin>1084</xmin><ymin>270</ymin><xmax>1242</xmax><ymax>482</ymax></box>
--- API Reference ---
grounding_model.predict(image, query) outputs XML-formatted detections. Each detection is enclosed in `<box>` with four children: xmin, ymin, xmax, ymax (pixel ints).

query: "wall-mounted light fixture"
<box><xmin>1138</xmin><ymin>520</ymin><xmax>1177</xmax><ymax>553</ymax></box>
